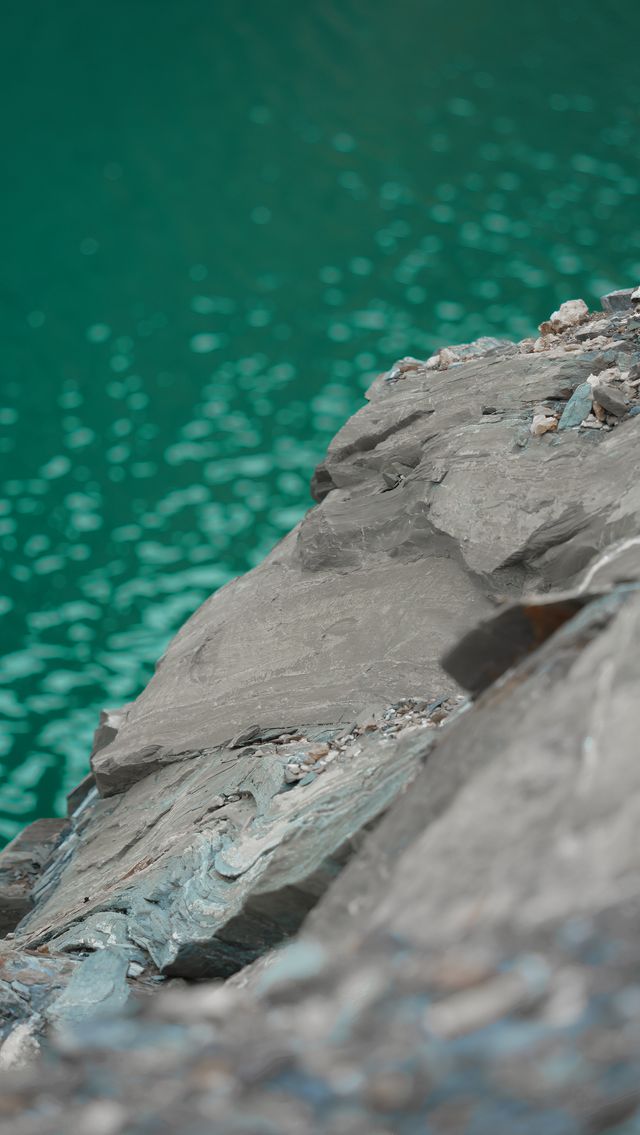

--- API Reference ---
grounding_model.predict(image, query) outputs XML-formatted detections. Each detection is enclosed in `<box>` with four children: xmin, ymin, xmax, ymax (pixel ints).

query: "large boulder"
<box><xmin>3</xmin><ymin>294</ymin><xmax>640</xmax><ymax>1131</ymax></box>
<box><xmin>91</xmin><ymin>344</ymin><xmax>640</xmax><ymax>798</ymax></box>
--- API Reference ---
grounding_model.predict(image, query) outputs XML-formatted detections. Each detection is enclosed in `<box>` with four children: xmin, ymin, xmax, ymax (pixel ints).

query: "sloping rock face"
<box><xmin>90</xmin><ymin>332</ymin><xmax>640</xmax><ymax>799</ymax></box>
<box><xmin>3</xmin><ymin>290</ymin><xmax>640</xmax><ymax>1131</ymax></box>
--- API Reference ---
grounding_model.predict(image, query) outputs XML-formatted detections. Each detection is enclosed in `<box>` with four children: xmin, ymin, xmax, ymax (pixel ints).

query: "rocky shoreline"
<box><xmin>2</xmin><ymin>287</ymin><xmax>640</xmax><ymax>1132</ymax></box>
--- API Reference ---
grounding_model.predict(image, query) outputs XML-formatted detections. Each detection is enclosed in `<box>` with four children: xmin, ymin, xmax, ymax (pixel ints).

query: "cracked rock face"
<box><xmin>5</xmin><ymin>583</ymin><xmax>640</xmax><ymax>1131</ymax></box>
<box><xmin>93</xmin><ymin>348</ymin><xmax>640</xmax><ymax>797</ymax></box>
<box><xmin>15</xmin><ymin>726</ymin><xmax>436</xmax><ymax>980</ymax></box>
<box><xmin>3</xmin><ymin>293</ymin><xmax>640</xmax><ymax>1128</ymax></box>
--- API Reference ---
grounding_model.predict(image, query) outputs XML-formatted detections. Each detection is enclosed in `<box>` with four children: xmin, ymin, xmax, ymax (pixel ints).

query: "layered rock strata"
<box><xmin>3</xmin><ymin>288</ymin><xmax>640</xmax><ymax>1131</ymax></box>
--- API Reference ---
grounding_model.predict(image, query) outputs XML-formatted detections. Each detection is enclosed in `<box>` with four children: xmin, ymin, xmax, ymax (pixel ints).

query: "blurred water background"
<box><xmin>1</xmin><ymin>0</ymin><xmax>639</xmax><ymax>841</ymax></box>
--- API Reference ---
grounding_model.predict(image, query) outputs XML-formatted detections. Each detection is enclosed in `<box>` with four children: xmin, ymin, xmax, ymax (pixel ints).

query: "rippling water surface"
<box><xmin>1</xmin><ymin>1</ymin><xmax>639</xmax><ymax>840</ymax></box>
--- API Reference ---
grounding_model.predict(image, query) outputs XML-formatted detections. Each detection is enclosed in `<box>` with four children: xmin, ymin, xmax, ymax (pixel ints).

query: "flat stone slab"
<box><xmin>92</xmin><ymin>352</ymin><xmax>633</xmax><ymax>797</ymax></box>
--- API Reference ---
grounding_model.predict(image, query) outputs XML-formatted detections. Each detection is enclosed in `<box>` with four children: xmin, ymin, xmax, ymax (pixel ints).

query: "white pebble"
<box><xmin>548</xmin><ymin>298</ymin><xmax>588</xmax><ymax>332</ymax></box>
<box><xmin>530</xmin><ymin>413</ymin><xmax>557</xmax><ymax>437</ymax></box>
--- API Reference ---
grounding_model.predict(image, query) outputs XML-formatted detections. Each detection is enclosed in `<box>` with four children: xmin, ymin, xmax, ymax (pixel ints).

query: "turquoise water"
<box><xmin>1</xmin><ymin>1</ymin><xmax>639</xmax><ymax>842</ymax></box>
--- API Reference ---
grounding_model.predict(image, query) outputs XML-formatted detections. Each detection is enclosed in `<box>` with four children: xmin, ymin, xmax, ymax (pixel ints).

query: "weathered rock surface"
<box><xmin>3</xmin><ymin>291</ymin><xmax>640</xmax><ymax>1131</ymax></box>
<box><xmin>5</xmin><ymin>582</ymin><xmax>640</xmax><ymax>1132</ymax></box>
<box><xmin>15</xmin><ymin>725</ymin><xmax>436</xmax><ymax>980</ymax></box>
<box><xmin>91</xmin><ymin>340</ymin><xmax>640</xmax><ymax>798</ymax></box>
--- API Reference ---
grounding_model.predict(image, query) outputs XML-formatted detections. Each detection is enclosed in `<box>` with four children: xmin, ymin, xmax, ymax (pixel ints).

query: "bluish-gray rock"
<box><xmin>46</xmin><ymin>949</ymin><xmax>130</xmax><ymax>1026</ymax></box>
<box><xmin>592</xmin><ymin>377</ymin><xmax>628</xmax><ymax>416</ymax></box>
<box><xmin>15</xmin><ymin>728</ymin><xmax>436</xmax><ymax>981</ymax></box>
<box><xmin>557</xmin><ymin>381</ymin><xmax>592</xmax><ymax>428</ymax></box>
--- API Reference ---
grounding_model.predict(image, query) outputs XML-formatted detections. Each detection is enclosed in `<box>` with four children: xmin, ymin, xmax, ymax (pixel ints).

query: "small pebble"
<box><xmin>530</xmin><ymin>413</ymin><xmax>557</xmax><ymax>437</ymax></box>
<box><xmin>438</xmin><ymin>347</ymin><xmax>457</xmax><ymax>368</ymax></box>
<box><xmin>308</xmin><ymin>742</ymin><xmax>330</xmax><ymax>759</ymax></box>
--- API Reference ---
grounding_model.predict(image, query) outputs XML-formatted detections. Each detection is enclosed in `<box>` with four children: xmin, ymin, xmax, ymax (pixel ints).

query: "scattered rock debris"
<box><xmin>400</xmin><ymin>291</ymin><xmax>640</xmax><ymax>439</ymax></box>
<box><xmin>280</xmin><ymin>697</ymin><xmax>464</xmax><ymax>786</ymax></box>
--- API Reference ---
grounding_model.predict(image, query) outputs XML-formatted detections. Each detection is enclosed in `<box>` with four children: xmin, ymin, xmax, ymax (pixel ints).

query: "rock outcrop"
<box><xmin>3</xmin><ymin>288</ymin><xmax>640</xmax><ymax>1132</ymax></box>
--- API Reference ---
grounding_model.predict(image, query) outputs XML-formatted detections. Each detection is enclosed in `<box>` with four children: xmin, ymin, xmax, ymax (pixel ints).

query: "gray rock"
<box><xmin>442</xmin><ymin>335</ymin><xmax>518</xmax><ymax>363</ymax></box>
<box><xmin>592</xmin><ymin>377</ymin><xmax>628</xmax><ymax>417</ymax></box>
<box><xmin>0</xmin><ymin>946</ymin><xmax>74</xmax><ymax>1041</ymax></box>
<box><xmin>91</xmin><ymin>706</ymin><xmax>131</xmax><ymax>756</ymax></box>
<box><xmin>601</xmin><ymin>287</ymin><xmax>637</xmax><ymax>312</ymax></box>
<box><xmin>7</xmin><ymin>301</ymin><xmax>640</xmax><ymax>1131</ymax></box>
<box><xmin>574</xmin><ymin>318</ymin><xmax>611</xmax><ymax>340</ymax></box>
<box><xmin>46</xmin><ymin>949</ymin><xmax>130</xmax><ymax>1026</ymax></box>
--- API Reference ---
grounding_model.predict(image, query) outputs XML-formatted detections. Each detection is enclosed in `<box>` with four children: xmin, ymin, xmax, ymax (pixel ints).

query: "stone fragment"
<box><xmin>574</xmin><ymin>319</ymin><xmax>610</xmax><ymax>341</ymax></box>
<box><xmin>530</xmin><ymin>413</ymin><xmax>557</xmax><ymax>437</ymax></box>
<box><xmin>591</xmin><ymin>379</ymin><xmax>628</xmax><ymax>417</ymax></box>
<box><xmin>230</xmin><ymin>725</ymin><xmax>261</xmax><ymax>748</ymax></box>
<box><xmin>0</xmin><ymin>947</ymin><xmax>75</xmax><ymax>1041</ymax></box>
<box><xmin>601</xmin><ymin>288</ymin><xmax>636</xmax><ymax>313</ymax></box>
<box><xmin>0</xmin><ymin>1020</ymin><xmax>40</xmax><ymax>1070</ymax></box>
<box><xmin>439</xmin><ymin>336</ymin><xmax>517</xmax><ymax>365</ymax></box>
<box><xmin>632</xmin><ymin>286</ymin><xmax>640</xmax><ymax>303</ymax></box>
<box><xmin>547</xmin><ymin>298</ymin><xmax>588</xmax><ymax>332</ymax></box>
<box><xmin>309</xmin><ymin>587</ymin><xmax>640</xmax><ymax>960</ymax></box>
<box><xmin>385</xmin><ymin>356</ymin><xmax>424</xmax><ymax>383</ymax></box>
<box><xmin>438</xmin><ymin>347</ymin><xmax>457</xmax><ymax>368</ymax></box>
<box><xmin>307</xmin><ymin>742</ymin><xmax>330</xmax><ymax>759</ymax></box>
<box><xmin>557</xmin><ymin>382</ymin><xmax>592</xmax><ymax>429</ymax></box>
<box><xmin>46</xmin><ymin>950</ymin><xmax>130</xmax><ymax>1026</ymax></box>
<box><xmin>589</xmin><ymin>349</ymin><xmax>620</xmax><ymax>373</ymax></box>
<box><xmin>92</xmin><ymin>706</ymin><xmax>130</xmax><ymax>756</ymax></box>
